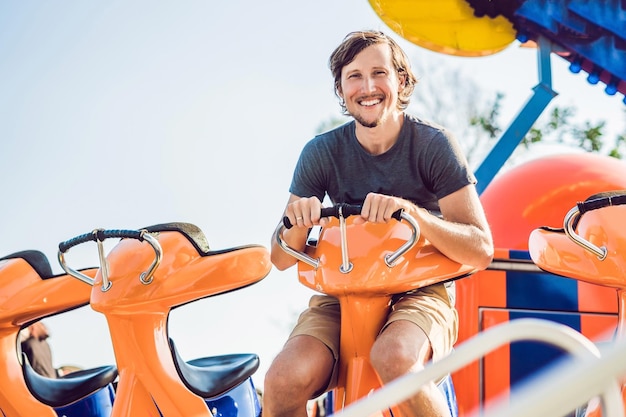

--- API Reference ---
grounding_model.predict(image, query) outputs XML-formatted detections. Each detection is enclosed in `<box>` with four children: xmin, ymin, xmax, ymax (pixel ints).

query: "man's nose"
<box><xmin>361</xmin><ymin>76</ymin><xmax>376</xmax><ymax>93</ymax></box>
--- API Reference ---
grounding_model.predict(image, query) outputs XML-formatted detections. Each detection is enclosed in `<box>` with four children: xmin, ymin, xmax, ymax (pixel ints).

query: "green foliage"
<box><xmin>520</xmin><ymin>106</ymin><xmax>576</xmax><ymax>147</ymax></box>
<box><xmin>573</xmin><ymin>120</ymin><xmax>605</xmax><ymax>152</ymax></box>
<box><xmin>514</xmin><ymin>105</ymin><xmax>624</xmax><ymax>158</ymax></box>
<box><xmin>469</xmin><ymin>92</ymin><xmax>503</xmax><ymax>140</ymax></box>
<box><xmin>609</xmin><ymin>133</ymin><xmax>626</xmax><ymax>159</ymax></box>
<box><xmin>469</xmin><ymin>92</ymin><xmax>625</xmax><ymax>160</ymax></box>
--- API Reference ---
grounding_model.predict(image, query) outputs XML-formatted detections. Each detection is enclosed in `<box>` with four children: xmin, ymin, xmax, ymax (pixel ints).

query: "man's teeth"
<box><xmin>360</xmin><ymin>99</ymin><xmax>380</xmax><ymax>106</ymax></box>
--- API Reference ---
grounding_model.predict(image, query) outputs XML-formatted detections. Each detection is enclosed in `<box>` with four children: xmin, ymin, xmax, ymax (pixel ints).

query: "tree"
<box><xmin>609</xmin><ymin>131</ymin><xmax>626</xmax><ymax>159</ymax></box>
<box><xmin>410</xmin><ymin>55</ymin><xmax>625</xmax><ymax>165</ymax></box>
<box><xmin>408</xmin><ymin>59</ymin><xmax>501</xmax><ymax>168</ymax></box>
<box><xmin>518</xmin><ymin>105</ymin><xmax>626</xmax><ymax>158</ymax></box>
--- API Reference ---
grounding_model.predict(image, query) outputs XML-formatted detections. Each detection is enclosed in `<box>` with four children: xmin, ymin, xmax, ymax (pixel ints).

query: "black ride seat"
<box><xmin>0</xmin><ymin>250</ymin><xmax>54</xmax><ymax>279</ymax></box>
<box><xmin>169</xmin><ymin>338</ymin><xmax>259</xmax><ymax>399</ymax></box>
<box><xmin>22</xmin><ymin>353</ymin><xmax>117</xmax><ymax>408</ymax></box>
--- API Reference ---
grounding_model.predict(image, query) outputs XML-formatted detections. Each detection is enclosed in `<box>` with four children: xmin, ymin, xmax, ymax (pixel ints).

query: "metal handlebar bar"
<box><xmin>563</xmin><ymin>207</ymin><xmax>607</xmax><ymax>260</ymax></box>
<box><xmin>58</xmin><ymin>228</ymin><xmax>162</xmax><ymax>290</ymax></box>
<box><xmin>564</xmin><ymin>191</ymin><xmax>626</xmax><ymax>260</ymax></box>
<box><xmin>276</xmin><ymin>204</ymin><xmax>420</xmax><ymax>271</ymax></box>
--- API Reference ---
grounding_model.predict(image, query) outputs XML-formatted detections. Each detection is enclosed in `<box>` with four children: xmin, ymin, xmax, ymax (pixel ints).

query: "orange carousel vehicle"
<box><xmin>0</xmin><ymin>251</ymin><xmax>116</xmax><ymax>417</ymax></box>
<box><xmin>57</xmin><ymin>223</ymin><xmax>272</xmax><ymax>417</ymax></box>
<box><xmin>529</xmin><ymin>189</ymin><xmax>626</xmax><ymax>416</ymax></box>
<box><xmin>290</xmin><ymin>153</ymin><xmax>626</xmax><ymax>417</ymax></box>
<box><xmin>275</xmin><ymin>204</ymin><xmax>476</xmax><ymax>417</ymax></box>
<box><xmin>454</xmin><ymin>153</ymin><xmax>626</xmax><ymax>416</ymax></box>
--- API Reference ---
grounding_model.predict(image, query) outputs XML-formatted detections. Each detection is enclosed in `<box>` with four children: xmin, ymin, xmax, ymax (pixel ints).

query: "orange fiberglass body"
<box><xmin>529</xmin><ymin>202</ymin><xmax>626</xmax><ymax>297</ymax></box>
<box><xmin>0</xmin><ymin>252</ymin><xmax>96</xmax><ymax>416</ymax></box>
<box><xmin>72</xmin><ymin>223</ymin><xmax>271</xmax><ymax>417</ymax></box>
<box><xmin>295</xmin><ymin>216</ymin><xmax>476</xmax><ymax>416</ymax></box>
<box><xmin>529</xmin><ymin>192</ymin><xmax>626</xmax><ymax>416</ymax></box>
<box><xmin>453</xmin><ymin>154</ymin><xmax>626</xmax><ymax>416</ymax></box>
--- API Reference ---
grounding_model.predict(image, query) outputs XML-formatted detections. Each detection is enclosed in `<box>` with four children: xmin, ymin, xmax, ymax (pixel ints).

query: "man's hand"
<box><xmin>354</xmin><ymin>192</ymin><xmax>413</xmax><ymax>224</ymax></box>
<box><xmin>284</xmin><ymin>196</ymin><xmax>325</xmax><ymax>228</ymax></box>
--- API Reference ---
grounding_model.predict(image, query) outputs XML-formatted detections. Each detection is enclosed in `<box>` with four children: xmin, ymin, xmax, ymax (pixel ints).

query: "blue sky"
<box><xmin>1</xmin><ymin>1</ymin><xmax>624</xmax><ymax>390</ymax></box>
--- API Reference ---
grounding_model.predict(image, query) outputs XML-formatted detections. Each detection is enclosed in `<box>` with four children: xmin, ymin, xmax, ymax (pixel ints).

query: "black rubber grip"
<box><xmin>282</xmin><ymin>204</ymin><xmax>403</xmax><ymax>229</ymax></box>
<box><xmin>577</xmin><ymin>190</ymin><xmax>626</xmax><ymax>214</ymax></box>
<box><xmin>59</xmin><ymin>229</ymin><xmax>146</xmax><ymax>253</ymax></box>
<box><xmin>58</xmin><ymin>233</ymin><xmax>97</xmax><ymax>254</ymax></box>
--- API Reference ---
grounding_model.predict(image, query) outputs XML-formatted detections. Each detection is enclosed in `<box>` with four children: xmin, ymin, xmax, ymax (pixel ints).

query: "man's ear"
<box><xmin>398</xmin><ymin>72</ymin><xmax>406</xmax><ymax>89</ymax></box>
<box><xmin>336</xmin><ymin>84</ymin><xmax>344</xmax><ymax>99</ymax></box>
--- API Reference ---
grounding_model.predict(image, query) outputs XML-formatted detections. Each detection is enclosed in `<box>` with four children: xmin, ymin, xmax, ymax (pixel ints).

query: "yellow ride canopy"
<box><xmin>369</xmin><ymin>0</ymin><xmax>516</xmax><ymax>57</ymax></box>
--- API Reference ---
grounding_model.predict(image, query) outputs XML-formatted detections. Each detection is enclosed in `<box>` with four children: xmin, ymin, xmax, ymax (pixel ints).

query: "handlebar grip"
<box><xmin>577</xmin><ymin>191</ymin><xmax>626</xmax><ymax>214</ymax></box>
<box><xmin>282</xmin><ymin>204</ymin><xmax>364</xmax><ymax>229</ymax></box>
<box><xmin>59</xmin><ymin>233</ymin><xmax>97</xmax><ymax>254</ymax></box>
<box><xmin>99</xmin><ymin>229</ymin><xmax>145</xmax><ymax>241</ymax></box>
<box><xmin>320</xmin><ymin>204</ymin><xmax>362</xmax><ymax>219</ymax></box>
<box><xmin>58</xmin><ymin>229</ymin><xmax>146</xmax><ymax>253</ymax></box>
<box><xmin>391</xmin><ymin>209</ymin><xmax>403</xmax><ymax>221</ymax></box>
<box><xmin>282</xmin><ymin>204</ymin><xmax>403</xmax><ymax>229</ymax></box>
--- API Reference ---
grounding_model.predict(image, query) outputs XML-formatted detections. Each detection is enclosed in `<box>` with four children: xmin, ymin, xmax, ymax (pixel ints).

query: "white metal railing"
<box><xmin>480</xmin><ymin>331</ymin><xmax>626</xmax><ymax>417</ymax></box>
<box><xmin>332</xmin><ymin>318</ymin><xmax>624</xmax><ymax>417</ymax></box>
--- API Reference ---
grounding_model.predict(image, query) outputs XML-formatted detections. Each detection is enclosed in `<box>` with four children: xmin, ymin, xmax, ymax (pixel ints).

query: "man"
<box><xmin>20</xmin><ymin>321</ymin><xmax>57</xmax><ymax>378</ymax></box>
<box><xmin>264</xmin><ymin>30</ymin><xmax>493</xmax><ymax>417</ymax></box>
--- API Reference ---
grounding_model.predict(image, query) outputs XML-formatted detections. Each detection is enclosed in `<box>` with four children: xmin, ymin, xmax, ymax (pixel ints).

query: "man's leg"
<box><xmin>370</xmin><ymin>320</ymin><xmax>452</xmax><ymax>417</ymax></box>
<box><xmin>263</xmin><ymin>335</ymin><xmax>335</xmax><ymax>417</ymax></box>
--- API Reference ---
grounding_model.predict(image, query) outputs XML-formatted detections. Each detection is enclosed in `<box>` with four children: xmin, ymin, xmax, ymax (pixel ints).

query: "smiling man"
<box><xmin>264</xmin><ymin>30</ymin><xmax>493</xmax><ymax>417</ymax></box>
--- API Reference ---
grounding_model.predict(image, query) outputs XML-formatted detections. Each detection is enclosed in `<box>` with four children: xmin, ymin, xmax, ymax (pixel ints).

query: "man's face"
<box><xmin>339</xmin><ymin>43</ymin><xmax>402</xmax><ymax>128</ymax></box>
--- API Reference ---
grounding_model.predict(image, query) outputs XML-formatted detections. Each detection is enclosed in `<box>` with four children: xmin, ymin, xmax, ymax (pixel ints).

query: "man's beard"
<box><xmin>352</xmin><ymin>113</ymin><xmax>380</xmax><ymax>128</ymax></box>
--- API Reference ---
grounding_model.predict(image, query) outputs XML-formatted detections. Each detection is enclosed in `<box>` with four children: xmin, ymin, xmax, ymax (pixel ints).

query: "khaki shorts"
<box><xmin>287</xmin><ymin>282</ymin><xmax>458</xmax><ymax>395</ymax></box>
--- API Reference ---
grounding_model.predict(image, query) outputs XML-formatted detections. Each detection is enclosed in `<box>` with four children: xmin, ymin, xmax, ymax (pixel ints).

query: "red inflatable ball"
<box><xmin>480</xmin><ymin>153</ymin><xmax>626</xmax><ymax>250</ymax></box>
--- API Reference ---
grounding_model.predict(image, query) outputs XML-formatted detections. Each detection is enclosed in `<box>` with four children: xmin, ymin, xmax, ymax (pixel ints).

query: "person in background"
<box><xmin>263</xmin><ymin>30</ymin><xmax>493</xmax><ymax>417</ymax></box>
<box><xmin>20</xmin><ymin>321</ymin><xmax>57</xmax><ymax>378</ymax></box>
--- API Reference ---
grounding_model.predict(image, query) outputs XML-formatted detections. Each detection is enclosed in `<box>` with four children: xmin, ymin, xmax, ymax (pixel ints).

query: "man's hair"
<box><xmin>329</xmin><ymin>30</ymin><xmax>417</xmax><ymax>114</ymax></box>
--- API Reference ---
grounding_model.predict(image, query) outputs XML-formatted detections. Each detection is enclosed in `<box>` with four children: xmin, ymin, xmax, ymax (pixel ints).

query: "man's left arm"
<box><xmin>409</xmin><ymin>185</ymin><xmax>494</xmax><ymax>269</ymax></box>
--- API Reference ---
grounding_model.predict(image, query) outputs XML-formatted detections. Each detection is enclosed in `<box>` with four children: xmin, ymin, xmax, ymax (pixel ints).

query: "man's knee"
<box><xmin>370</xmin><ymin>324</ymin><xmax>430</xmax><ymax>380</ymax></box>
<box><xmin>265</xmin><ymin>349</ymin><xmax>333</xmax><ymax>401</ymax></box>
<box><xmin>370</xmin><ymin>340</ymin><xmax>420</xmax><ymax>376</ymax></box>
<box><xmin>265</xmin><ymin>359</ymin><xmax>307</xmax><ymax>394</ymax></box>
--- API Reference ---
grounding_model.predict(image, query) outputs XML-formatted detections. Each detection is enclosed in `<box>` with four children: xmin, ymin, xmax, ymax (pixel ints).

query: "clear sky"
<box><xmin>1</xmin><ymin>1</ymin><xmax>624</xmax><ymax>392</ymax></box>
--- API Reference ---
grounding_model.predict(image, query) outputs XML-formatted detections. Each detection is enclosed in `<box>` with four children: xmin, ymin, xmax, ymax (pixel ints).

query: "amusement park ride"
<box><xmin>367</xmin><ymin>0</ymin><xmax>626</xmax><ymax>416</ymax></box>
<box><xmin>0</xmin><ymin>1</ymin><xmax>624</xmax><ymax>416</ymax></box>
